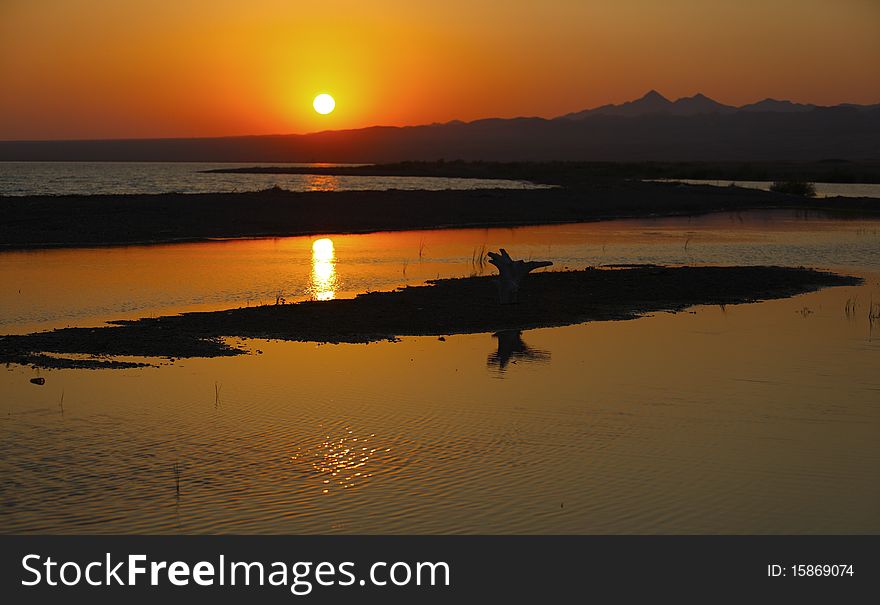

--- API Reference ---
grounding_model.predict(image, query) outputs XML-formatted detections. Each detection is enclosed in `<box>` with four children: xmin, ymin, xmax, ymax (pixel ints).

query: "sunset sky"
<box><xmin>1</xmin><ymin>0</ymin><xmax>878</xmax><ymax>140</ymax></box>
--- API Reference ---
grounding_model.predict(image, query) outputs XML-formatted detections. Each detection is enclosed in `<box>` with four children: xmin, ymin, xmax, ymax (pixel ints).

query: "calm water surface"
<box><xmin>1</xmin><ymin>210</ymin><xmax>878</xmax><ymax>533</ymax></box>
<box><xmin>0</xmin><ymin>162</ymin><xmax>545</xmax><ymax>196</ymax></box>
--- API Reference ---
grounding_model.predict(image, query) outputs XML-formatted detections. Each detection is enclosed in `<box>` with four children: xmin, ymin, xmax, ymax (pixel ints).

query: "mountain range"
<box><xmin>560</xmin><ymin>90</ymin><xmax>843</xmax><ymax>118</ymax></box>
<box><xmin>2</xmin><ymin>91</ymin><xmax>878</xmax><ymax>163</ymax></box>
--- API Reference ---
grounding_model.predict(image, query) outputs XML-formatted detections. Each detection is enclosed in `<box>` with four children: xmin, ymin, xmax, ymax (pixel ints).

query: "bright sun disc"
<box><xmin>313</xmin><ymin>94</ymin><xmax>335</xmax><ymax>115</ymax></box>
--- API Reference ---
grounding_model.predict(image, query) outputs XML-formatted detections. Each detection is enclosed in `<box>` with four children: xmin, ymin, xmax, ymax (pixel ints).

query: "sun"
<box><xmin>313</xmin><ymin>94</ymin><xmax>335</xmax><ymax>115</ymax></box>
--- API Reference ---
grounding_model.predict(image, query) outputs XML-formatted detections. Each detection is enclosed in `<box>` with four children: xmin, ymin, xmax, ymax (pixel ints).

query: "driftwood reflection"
<box><xmin>487</xmin><ymin>330</ymin><xmax>551</xmax><ymax>372</ymax></box>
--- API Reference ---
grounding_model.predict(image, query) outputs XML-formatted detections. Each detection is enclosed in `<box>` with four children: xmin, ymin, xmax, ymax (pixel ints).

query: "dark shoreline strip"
<box><xmin>0</xmin><ymin>266</ymin><xmax>859</xmax><ymax>369</ymax></box>
<box><xmin>199</xmin><ymin>160</ymin><xmax>880</xmax><ymax>185</ymax></box>
<box><xmin>2</xmin><ymin>182</ymin><xmax>878</xmax><ymax>251</ymax></box>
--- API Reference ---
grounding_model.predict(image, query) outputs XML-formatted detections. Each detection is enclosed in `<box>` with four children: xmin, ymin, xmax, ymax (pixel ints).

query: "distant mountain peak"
<box><xmin>640</xmin><ymin>89</ymin><xmax>670</xmax><ymax>102</ymax></box>
<box><xmin>673</xmin><ymin>93</ymin><xmax>736</xmax><ymax>114</ymax></box>
<box><xmin>738</xmin><ymin>98</ymin><xmax>816</xmax><ymax>113</ymax></box>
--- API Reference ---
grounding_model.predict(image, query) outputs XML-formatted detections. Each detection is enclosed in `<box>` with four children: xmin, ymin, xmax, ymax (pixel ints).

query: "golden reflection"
<box><xmin>304</xmin><ymin>174</ymin><xmax>339</xmax><ymax>192</ymax></box>
<box><xmin>310</xmin><ymin>238</ymin><xmax>337</xmax><ymax>301</ymax></box>
<box><xmin>289</xmin><ymin>426</ymin><xmax>395</xmax><ymax>494</ymax></box>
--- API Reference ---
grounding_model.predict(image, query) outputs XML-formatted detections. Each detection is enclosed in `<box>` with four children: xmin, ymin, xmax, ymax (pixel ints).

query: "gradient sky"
<box><xmin>1</xmin><ymin>0</ymin><xmax>878</xmax><ymax>140</ymax></box>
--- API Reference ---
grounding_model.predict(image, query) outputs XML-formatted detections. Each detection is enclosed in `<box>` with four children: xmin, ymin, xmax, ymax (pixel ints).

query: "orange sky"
<box><xmin>1</xmin><ymin>0</ymin><xmax>878</xmax><ymax>140</ymax></box>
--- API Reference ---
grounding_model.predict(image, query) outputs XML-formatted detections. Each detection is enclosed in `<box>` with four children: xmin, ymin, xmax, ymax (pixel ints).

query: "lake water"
<box><xmin>1</xmin><ymin>210</ymin><xmax>879</xmax><ymax>533</ymax></box>
<box><xmin>0</xmin><ymin>162</ymin><xmax>545</xmax><ymax>196</ymax></box>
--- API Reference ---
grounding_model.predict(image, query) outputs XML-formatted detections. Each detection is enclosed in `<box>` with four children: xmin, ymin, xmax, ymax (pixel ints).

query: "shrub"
<box><xmin>769</xmin><ymin>180</ymin><xmax>816</xmax><ymax>196</ymax></box>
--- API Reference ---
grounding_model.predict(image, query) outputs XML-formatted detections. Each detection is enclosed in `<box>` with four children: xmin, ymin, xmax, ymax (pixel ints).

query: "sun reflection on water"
<box><xmin>289</xmin><ymin>426</ymin><xmax>395</xmax><ymax>494</ymax></box>
<box><xmin>304</xmin><ymin>174</ymin><xmax>340</xmax><ymax>192</ymax></box>
<box><xmin>310</xmin><ymin>238</ymin><xmax>337</xmax><ymax>301</ymax></box>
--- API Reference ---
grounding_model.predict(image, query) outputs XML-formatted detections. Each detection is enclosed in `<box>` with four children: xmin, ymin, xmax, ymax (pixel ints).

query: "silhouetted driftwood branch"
<box><xmin>487</xmin><ymin>248</ymin><xmax>553</xmax><ymax>304</ymax></box>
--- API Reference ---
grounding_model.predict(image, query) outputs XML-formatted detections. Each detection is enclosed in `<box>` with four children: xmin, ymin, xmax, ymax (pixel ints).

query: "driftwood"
<box><xmin>487</xmin><ymin>248</ymin><xmax>553</xmax><ymax>304</ymax></box>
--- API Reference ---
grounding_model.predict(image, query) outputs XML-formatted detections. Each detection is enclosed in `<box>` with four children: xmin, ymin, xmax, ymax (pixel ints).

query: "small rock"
<box><xmin>30</xmin><ymin>377</ymin><xmax>45</xmax><ymax>385</ymax></box>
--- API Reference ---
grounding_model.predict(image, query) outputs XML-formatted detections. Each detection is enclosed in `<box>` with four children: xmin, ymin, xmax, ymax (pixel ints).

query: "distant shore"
<box><xmin>0</xmin><ymin>265</ymin><xmax>859</xmax><ymax>369</ymax></box>
<box><xmin>202</xmin><ymin>159</ymin><xmax>880</xmax><ymax>186</ymax></box>
<box><xmin>2</xmin><ymin>177</ymin><xmax>878</xmax><ymax>250</ymax></box>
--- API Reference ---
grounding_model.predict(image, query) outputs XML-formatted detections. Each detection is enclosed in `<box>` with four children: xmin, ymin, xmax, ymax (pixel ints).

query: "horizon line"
<box><xmin>2</xmin><ymin>91</ymin><xmax>877</xmax><ymax>144</ymax></box>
